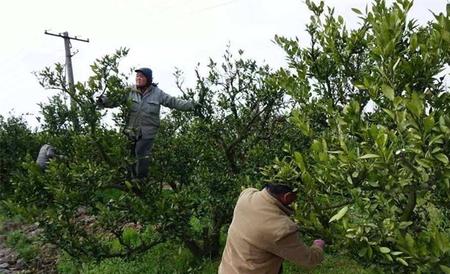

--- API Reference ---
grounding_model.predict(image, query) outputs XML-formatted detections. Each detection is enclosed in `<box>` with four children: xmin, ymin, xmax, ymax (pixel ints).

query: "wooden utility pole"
<box><xmin>44</xmin><ymin>30</ymin><xmax>89</xmax><ymax>130</ymax></box>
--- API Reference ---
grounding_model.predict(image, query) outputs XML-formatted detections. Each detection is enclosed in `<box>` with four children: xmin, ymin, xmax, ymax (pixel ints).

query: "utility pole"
<box><xmin>45</xmin><ymin>30</ymin><xmax>89</xmax><ymax>130</ymax></box>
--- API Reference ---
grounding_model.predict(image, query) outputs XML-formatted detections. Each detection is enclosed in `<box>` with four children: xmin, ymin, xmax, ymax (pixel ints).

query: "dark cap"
<box><xmin>265</xmin><ymin>184</ymin><xmax>297</xmax><ymax>195</ymax></box>
<box><xmin>135</xmin><ymin>67</ymin><xmax>153</xmax><ymax>82</ymax></box>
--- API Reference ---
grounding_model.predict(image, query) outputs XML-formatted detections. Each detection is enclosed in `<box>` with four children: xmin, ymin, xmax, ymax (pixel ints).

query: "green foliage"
<box><xmin>272</xmin><ymin>0</ymin><xmax>450</xmax><ymax>272</ymax></box>
<box><xmin>148</xmin><ymin>47</ymin><xmax>297</xmax><ymax>257</ymax></box>
<box><xmin>78</xmin><ymin>243</ymin><xmax>201</xmax><ymax>274</ymax></box>
<box><xmin>0</xmin><ymin>115</ymin><xmax>40</xmax><ymax>199</ymax></box>
<box><xmin>5</xmin><ymin>48</ymin><xmax>167</xmax><ymax>260</ymax></box>
<box><xmin>5</xmin><ymin>45</ymin><xmax>295</xmax><ymax>262</ymax></box>
<box><xmin>1</xmin><ymin>1</ymin><xmax>449</xmax><ymax>273</ymax></box>
<box><xmin>56</xmin><ymin>252</ymin><xmax>80</xmax><ymax>274</ymax></box>
<box><xmin>35</xmin><ymin>48</ymin><xmax>130</xmax><ymax>135</ymax></box>
<box><xmin>284</xmin><ymin>254</ymin><xmax>381</xmax><ymax>274</ymax></box>
<box><xmin>62</xmin><ymin>246</ymin><xmax>375</xmax><ymax>274</ymax></box>
<box><xmin>6</xmin><ymin>230</ymin><xmax>39</xmax><ymax>263</ymax></box>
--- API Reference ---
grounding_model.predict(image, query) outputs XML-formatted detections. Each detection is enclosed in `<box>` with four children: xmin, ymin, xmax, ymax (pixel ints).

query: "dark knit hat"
<box><xmin>135</xmin><ymin>67</ymin><xmax>153</xmax><ymax>82</ymax></box>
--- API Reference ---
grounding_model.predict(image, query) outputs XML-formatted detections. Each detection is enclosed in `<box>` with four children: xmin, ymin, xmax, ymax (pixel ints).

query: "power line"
<box><xmin>187</xmin><ymin>0</ymin><xmax>238</xmax><ymax>15</ymax></box>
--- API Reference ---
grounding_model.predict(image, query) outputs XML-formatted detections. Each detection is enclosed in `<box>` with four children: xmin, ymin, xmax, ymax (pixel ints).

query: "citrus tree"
<box><xmin>271</xmin><ymin>0</ymin><xmax>450</xmax><ymax>272</ymax></box>
<box><xmin>5</xmin><ymin>47</ymin><xmax>296</xmax><ymax>261</ymax></box>
<box><xmin>0</xmin><ymin>115</ymin><xmax>40</xmax><ymax>200</ymax></box>
<box><xmin>148</xmin><ymin>48</ymin><xmax>298</xmax><ymax>257</ymax></box>
<box><xmin>6</xmin><ymin>49</ymin><xmax>167</xmax><ymax>260</ymax></box>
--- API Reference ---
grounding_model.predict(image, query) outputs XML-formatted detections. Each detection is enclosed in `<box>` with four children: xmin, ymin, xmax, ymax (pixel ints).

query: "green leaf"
<box><xmin>311</xmin><ymin>140</ymin><xmax>322</xmax><ymax>153</ymax></box>
<box><xmin>291</xmin><ymin>110</ymin><xmax>311</xmax><ymax>136</ymax></box>
<box><xmin>406</xmin><ymin>92</ymin><xmax>424</xmax><ymax>117</ymax></box>
<box><xmin>424</xmin><ymin>115</ymin><xmax>435</xmax><ymax>133</ymax></box>
<box><xmin>443</xmin><ymin>31</ymin><xmax>450</xmax><ymax>43</ymax></box>
<box><xmin>322</xmin><ymin>139</ymin><xmax>328</xmax><ymax>152</ymax></box>
<box><xmin>110</xmin><ymin>239</ymin><xmax>124</xmax><ymax>253</ymax></box>
<box><xmin>122</xmin><ymin>227</ymin><xmax>141</xmax><ymax>247</ymax></box>
<box><xmin>385</xmin><ymin>253</ymin><xmax>393</xmax><ymax>261</ymax></box>
<box><xmin>439</xmin><ymin>116</ymin><xmax>450</xmax><ymax>134</ymax></box>
<box><xmin>405</xmin><ymin>233</ymin><xmax>415</xmax><ymax>250</ymax></box>
<box><xmin>339</xmin><ymin>134</ymin><xmax>348</xmax><ymax>152</ymax></box>
<box><xmin>436</xmin><ymin>232</ymin><xmax>450</xmax><ymax>253</ymax></box>
<box><xmin>394</xmin><ymin>97</ymin><xmax>404</xmax><ymax>109</ymax></box>
<box><xmin>359</xmin><ymin>154</ymin><xmax>380</xmax><ymax>159</ymax></box>
<box><xmin>383</xmin><ymin>108</ymin><xmax>395</xmax><ymax>121</ymax></box>
<box><xmin>430</xmin><ymin>134</ymin><xmax>444</xmax><ymax>146</ymax></box>
<box><xmin>434</xmin><ymin>153</ymin><xmax>449</xmax><ymax>164</ymax></box>
<box><xmin>397</xmin><ymin>258</ymin><xmax>409</xmax><ymax>266</ymax></box>
<box><xmin>294</xmin><ymin>151</ymin><xmax>306</xmax><ymax>171</ymax></box>
<box><xmin>379</xmin><ymin>247</ymin><xmax>391</xmax><ymax>253</ymax></box>
<box><xmin>399</xmin><ymin>221</ymin><xmax>413</xmax><ymax>229</ymax></box>
<box><xmin>354</xmin><ymin>83</ymin><xmax>366</xmax><ymax>90</ymax></box>
<box><xmin>392</xmin><ymin>58</ymin><xmax>401</xmax><ymax>71</ymax></box>
<box><xmin>381</xmin><ymin>84</ymin><xmax>395</xmax><ymax>101</ymax></box>
<box><xmin>302</xmin><ymin>172</ymin><xmax>314</xmax><ymax>186</ymax></box>
<box><xmin>124</xmin><ymin>180</ymin><xmax>133</xmax><ymax>189</ymax></box>
<box><xmin>358</xmin><ymin>247</ymin><xmax>367</xmax><ymax>257</ymax></box>
<box><xmin>416</xmin><ymin>158</ymin><xmax>432</xmax><ymax>169</ymax></box>
<box><xmin>367</xmin><ymin>245</ymin><xmax>373</xmax><ymax>258</ymax></box>
<box><xmin>376</xmin><ymin>133</ymin><xmax>387</xmax><ymax>148</ymax></box>
<box><xmin>384</xmin><ymin>41</ymin><xmax>394</xmax><ymax>55</ymax></box>
<box><xmin>410</xmin><ymin>34</ymin><xmax>418</xmax><ymax>50</ymax></box>
<box><xmin>351</xmin><ymin>8</ymin><xmax>362</xmax><ymax>15</ymax></box>
<box><xmin>441</xmin><ymin>265</ymin><xmax>450</xmax><ymax>274</ymax></box>
<box><xmin>329</xmin><ymin>206</ymin><xmax>349</xmax><ymax>223</ymax></box>
<box><xmin>347</xmin><ymin>176</ymin><xmax>353</xmax><ymax>184</ymax></box>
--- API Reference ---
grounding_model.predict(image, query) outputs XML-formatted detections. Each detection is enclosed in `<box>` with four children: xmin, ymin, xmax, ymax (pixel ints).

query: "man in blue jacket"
<box><xmin>97</xmin><ymin>67</ymin><xmax>197</xmax><ymax>179</ymax></box>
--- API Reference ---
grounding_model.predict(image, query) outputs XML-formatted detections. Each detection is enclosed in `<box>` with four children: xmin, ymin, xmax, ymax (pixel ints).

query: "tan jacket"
<box><xmin>219</xmin><ymin>188</ymin><xmax>324</xmax><ymax>274</ymax></box>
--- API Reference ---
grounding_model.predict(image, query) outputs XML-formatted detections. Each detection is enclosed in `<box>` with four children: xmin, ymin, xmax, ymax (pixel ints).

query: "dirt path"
<box><xmin>0</xmin><ymin>221</ymin><xmax>57</xmax><ymax>274</ymax></box>
<box><xmin>0</xmin><ymin>227</ymin><xmax>23</xmax><ymax>274</ymax></box>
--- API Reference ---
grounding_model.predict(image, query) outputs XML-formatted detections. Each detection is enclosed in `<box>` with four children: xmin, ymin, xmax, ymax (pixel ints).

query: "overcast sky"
<box><xmin>0</xmin><ymin>0</ymin><xmax>447</xmax><ymax>128</ymax></box>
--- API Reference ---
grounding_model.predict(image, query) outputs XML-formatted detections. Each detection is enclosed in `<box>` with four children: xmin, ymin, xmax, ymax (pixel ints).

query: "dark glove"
<box><xmin>193</xmin><ymin>102</ymin><xmax>203</xmax><ymax>117</ymax></box>
<box><xmin>95</xmin><ymin>96</ymin><xmax>104</xmax><ymax>108</ymax></box>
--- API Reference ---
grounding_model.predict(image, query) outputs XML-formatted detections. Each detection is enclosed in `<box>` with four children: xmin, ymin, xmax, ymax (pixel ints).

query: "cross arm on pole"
<box><xmin>44</xmin><ymin>30</ymin><xmax>89</xmax><ymax>43</ymax></box>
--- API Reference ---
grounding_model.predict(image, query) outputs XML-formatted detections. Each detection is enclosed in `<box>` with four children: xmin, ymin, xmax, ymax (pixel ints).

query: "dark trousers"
<box><xmin>130</xmin><ymin>137</ymin><xmax>154</xmax><ymax>179</ymax></box>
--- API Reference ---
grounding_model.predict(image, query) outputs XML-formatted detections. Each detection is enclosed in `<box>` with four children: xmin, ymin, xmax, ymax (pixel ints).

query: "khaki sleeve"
<box><xmin>272</xmin><ymin>230</ymin><xmax>324</xmax><ymax>269</ymax></box>
<box><xmin>239</xmin><ymin>188</ymin><xmax>258</xmax><ymax>199</ymax></box>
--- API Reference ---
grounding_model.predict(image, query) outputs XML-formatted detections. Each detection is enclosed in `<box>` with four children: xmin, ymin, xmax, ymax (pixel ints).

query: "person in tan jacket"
<box><xmin>219</xmin><ymin>184</ymin><xmax>325</xmax><ymax>274</ymax></box>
